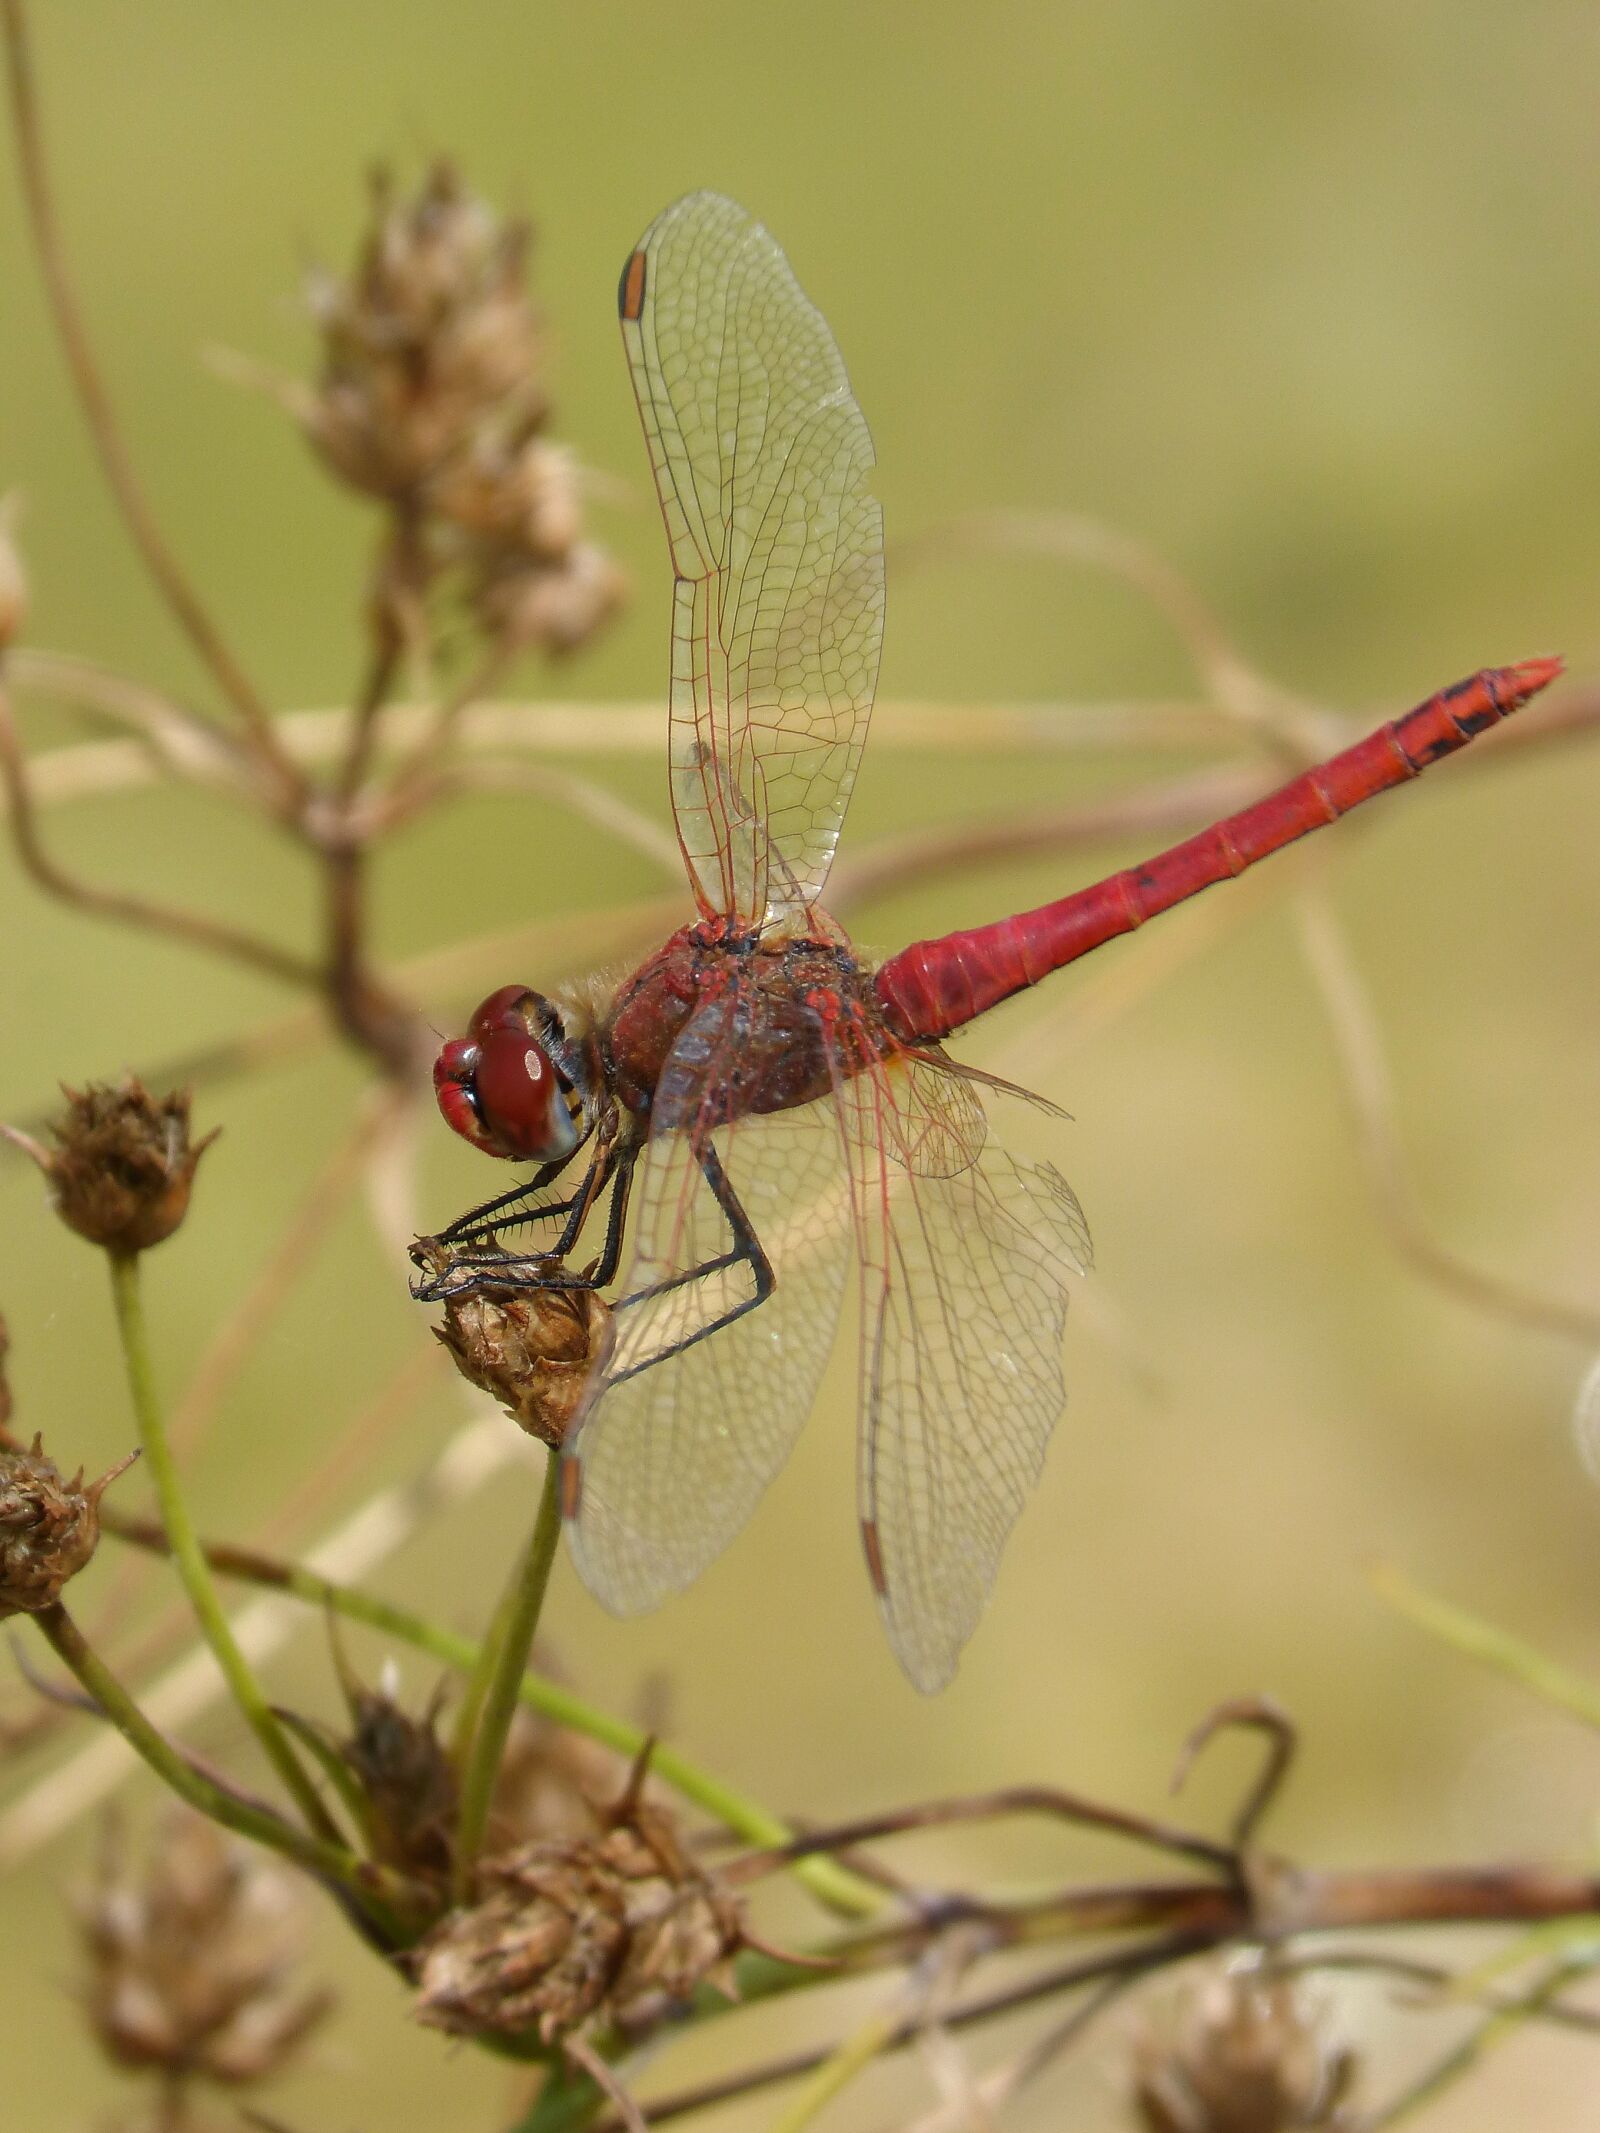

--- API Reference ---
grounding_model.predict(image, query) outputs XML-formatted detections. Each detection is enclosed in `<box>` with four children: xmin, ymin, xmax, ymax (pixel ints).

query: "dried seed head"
<box><xmin>78</xmin><ymin>1811</ymin><xmax>332</xmax><ymax>2088</ymax></box>
<box><xmin>16</xmin><ymin>1077</ymin><xmax>218</xmax><ymax>1253</ymax></box>
<box><xmin>303</xmin><ymin>161</ymin><xmax>545</xmax><ymax>502</ymax></box>
<box><xmin>412</xmin><ymin>1795</ymin><xmax>742</xmax><ymax>2043</ymax></box>
<box><xmin>1131</xmin><ymin>1963</ymin><xmax>1357</xmax><ymax>2133</ymax></box>
<box><xmin>432</xmin><ymin>1275</ymin><xmax>613</xmax><ymax>1449</ymax></box>
<box><xmin>467</xmin><ymin>535</ymin><xmax>630</xmax><ymax>657</ymax></box>
<box><xmin>338</xmin><ymin>1668</ymin><xmax>458</xmax><ymax>1886</ymax></box>
<box><xmin>0</xmin><ymin>1430</ymin><xmax>136</xmax><ymax>1619</ymax></box>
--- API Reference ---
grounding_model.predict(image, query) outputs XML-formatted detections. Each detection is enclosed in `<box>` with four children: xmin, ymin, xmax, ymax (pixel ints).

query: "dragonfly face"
<box><xmin>433</xmin><ymin>986</ymin><xmax>599</xmax><ymax>1165</ymax></box>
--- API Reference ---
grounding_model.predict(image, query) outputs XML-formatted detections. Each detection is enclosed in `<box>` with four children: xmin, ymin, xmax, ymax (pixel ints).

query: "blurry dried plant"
<box><xmin>1</xmin><ymin>3</ymin><xmax>1599</xmax><ymax>2130</ymax></box>
<box><xmin>78</xmin><ymin>1810</ymin><xmax>331</xmax><ymax>2107</ymax></box>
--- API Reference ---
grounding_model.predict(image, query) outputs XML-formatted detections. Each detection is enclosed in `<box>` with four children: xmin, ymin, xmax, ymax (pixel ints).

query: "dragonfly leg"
<box><xmin>429</xmin><ymin>1159</ymin><xmax>574</xmax><ymax>1248</ymax></box>
<box><xmin>609</xmin><ymin>1141</ymin><xmax>774</xmax><ymax>1382</ymax></box>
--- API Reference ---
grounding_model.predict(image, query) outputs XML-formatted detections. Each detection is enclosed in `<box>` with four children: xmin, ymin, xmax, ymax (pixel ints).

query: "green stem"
<box><xmin>34</xmin><ymin>1603</ymin><xmax>410</xmax><ymax>1932</ymax></box>
<box><xmin>106</xmin><ymin>1250</ymin><xmax>340</xmax><ymax>1844</ymax></box>
<box><xmin>1372</xmin><ymin>1564</ymin><xmax>1600</xmax><ymax>1731</ymax></box>
<box><xmin>103</xmin><ymin>1511</ymin><xmax>879</xmax><ymax>1917</ymax></box>
<box><xmin>453</xmin><ymin>1450</ymin><xmax>564</xmax><ymax>1897</ymax></box>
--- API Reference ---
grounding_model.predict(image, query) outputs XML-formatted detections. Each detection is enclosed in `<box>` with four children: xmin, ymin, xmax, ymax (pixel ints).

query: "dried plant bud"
<box><xmin>1131</xmin><ymin>1963</ymin><xmax>1357</xmax><ymax>2132</ymax></box>
<box><xmin>338</xmin><ymin>1664</ymin><xmax>458</xmax><ymax>1886</ymax></box>
<box><xmin>303</xmin><ymin>161</ymin><xmax>545</xmax><ymax>501</ymax></box>
<box><xmin>0</xmin><ymin>1431</ymin><xmax>135</xmax><ymax>1618</ymax></box>
<box><xmin>78</xmin><ymin>1811</ymin><xmax>332</xmax><ymax>2088</ymax></box>
<box><xmin>412</xmin><ymin>1794</ymin><xmax>742</xmax><ymax>2043</ymax></box>
<box><xmin>0</xmin><ymin>492</ymin><xmax>29</xmax><ymax>650</ymax></box>
<box><xmin>468</xmin><ymin>537</ymin><xmax>630</xmax><ymax>657</ymax></box>
<box><xmin>11</xmin><ymin>1077</ymin><xmax>218</xmax><ymax>1254</ymax></box>
<box><xmin>432</xmin><ymin>1273</ymin><xmax>613</xmax><ymax>1449</ymax></box>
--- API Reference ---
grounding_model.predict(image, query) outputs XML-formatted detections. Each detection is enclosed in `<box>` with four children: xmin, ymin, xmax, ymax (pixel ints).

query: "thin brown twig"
<box><xmin>0</xmin><ymin>0</ymin><xmax>302</xmax><ymax>803</ymax></box>
<box><xmin>726</xmin><ymin>1786</ymin><xmax>1237</xmax><ymax>1886</ymax></box>
<box><xmin>1294</xmin><ymin>885</ymin><xmax>1600</xmax><ymax>1345</ymax></box>
<box><xmin>7</xmin><ymin>648</ymin><xmax>257</xmax><ymax>794</ymax></box>
<box><xmin>0</xmin><ymin>668</ymin><xmax>321</xmax><ymax>987</ymax></box>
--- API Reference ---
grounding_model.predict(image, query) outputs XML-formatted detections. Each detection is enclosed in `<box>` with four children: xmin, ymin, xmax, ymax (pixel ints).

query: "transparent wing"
<box><xmin>564</xmin><ymin>994</ymin><xmax>853</xmax><ymax>1615</ymax></box>
<box><xmin>835</xmin><ymin>1054</ymin><xmax>1091</xmax><ymax>1693</ymax></box>
<box><xmin>619</xmin><ymin>191</ymin><xmax>884</xmax><ymax>930</ymax></box>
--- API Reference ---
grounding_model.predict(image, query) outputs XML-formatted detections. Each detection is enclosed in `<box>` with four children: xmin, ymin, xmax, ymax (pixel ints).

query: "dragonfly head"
<box><xmin>433</xmin><ymin>987</ymin><xmax>598</xmax><ymax>1165</ymax></box>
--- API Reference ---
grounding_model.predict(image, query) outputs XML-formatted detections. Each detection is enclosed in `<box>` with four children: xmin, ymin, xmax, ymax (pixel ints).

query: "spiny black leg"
<box><xmin>609</xmin><ymin>1141</ymin><xmax>774</xmax><ymax>1383</ymax></box>
<box><xmin>432</xmin><ymin>1159</ymin><xmax>572</xmax><ymax>1247</ymax></box>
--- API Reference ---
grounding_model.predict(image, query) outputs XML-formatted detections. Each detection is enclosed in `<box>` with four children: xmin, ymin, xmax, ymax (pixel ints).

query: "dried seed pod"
<box><xmin>338</xmin><ymin>1665</ymin><xmax>458</xmax><ymax>1886</ymax></box>
<box><xmin>0</xmin><ymin>1431</ymin><xmax>136</xmax><ymax>1618</ymax></box>
<box><xmin>432</xmin><ymin>1273</ymin><xmax>613</xmax><ymax>1449</ymax></box>
<box><xmin>467</xmin><ymin>536</ymin><xmax>630</xmax><ymax>657</ymax></box>
<box><xmin>11</xmin><ymin>1077</ymin><xmax>218</xmax><ymax>1254</ymax></box>
<box><xmin>1131</xmin><ymin>1962</ymin><xmax>1357</xmax><ymax>2133</ymax></box>
<box><xmin>412</xmin><ymin>1794</ymin><xmax>742</xmax><ymax>2043</ymax></box>
<box><xmin>302</xmin><ymin>161</ymin><xmax>545</xmax><ymax>502</ymax></box>
<box><xmin>77</xmin><ymin>1811</ymin><xmax>332</xmax><ymax>2088</ymax></box>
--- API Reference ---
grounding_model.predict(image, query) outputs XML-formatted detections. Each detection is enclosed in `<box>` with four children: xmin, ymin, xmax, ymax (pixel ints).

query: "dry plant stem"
<box><xmin>573</xmin><ymin>1939</ymin><xmax>1207</xmax><ymax>2133</ymax></box>
<box><xmin>1367</xmin><ymin>1954</ymin><xmax>1594</xmax><ymax>2129</ymax></box>
<box><xmin>106</xmin><ymin>1250</ymin><xmax>340</xmax><ymax>1845</ymax></box>
<box><xmin>99</xmin><ymin>1510</ymin><xmax>879</xmax><ymax>1918</ymax></box>
<box><xmin>0</xmin><ymin>671</ymin><xmax>320</xmax><ymax>987</ymax></box>
<box><xmin>32</xmin><ymin>1602</ymin><xmax>401</xmax><ymax>1923</ymax></box>
<box><xmin>0</xmin><ymin>0</ymin><xmax>301</xmax><ymax>803</ymax></box>
<box><xmin>339</xmin><ymin>504</ymin><xmax>425</xmax><ymax>806</ymax></box>
<box><xmin>8</xmin><ymin>649</ymin><xmax>258</xmax><ymax>795</ymax></box>
<box><xmin>454</xmin><ymin>1448</ymin><xmax>565</xmax><ymax>1897</ymax></box>
<box><xmin>1294</xmin><ymin>887</ymin><xmax>1600</xmax><ymax>1345</ymax></box>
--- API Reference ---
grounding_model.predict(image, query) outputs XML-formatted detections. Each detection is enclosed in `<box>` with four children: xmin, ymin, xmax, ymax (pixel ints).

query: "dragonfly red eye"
<box><xmin>432</xmin><ymin>1018</ymin><xmax>581</xmax><ymax>1164</ymax></box>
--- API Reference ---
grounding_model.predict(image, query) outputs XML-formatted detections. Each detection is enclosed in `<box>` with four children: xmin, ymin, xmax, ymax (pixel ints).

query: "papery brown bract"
<box><xmin>432</xmin><ymin>1272</ymin><xmax>614</xmax><ymax>1449</ymax></box>
<box><xmin>25</xmin><ymin>1077</ymin><xmax>217</xmax><ymax>1254</ymax></box>
<box><xmin>412</xmin><ymin>1797</ymin><xmax>742</xmax><ymax>2043</ymax></box>
<box><xmin>0</xmin><ymin>1429</ymin><xmax>134</xmax><ymax>1619</ymax></box>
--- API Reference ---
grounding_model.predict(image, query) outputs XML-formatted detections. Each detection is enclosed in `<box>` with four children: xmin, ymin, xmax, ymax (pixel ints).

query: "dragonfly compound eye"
<box><xmin>432</xmin><ymin>1013</ymin><xmax>584</xmax><ymax>1165</ymax></box>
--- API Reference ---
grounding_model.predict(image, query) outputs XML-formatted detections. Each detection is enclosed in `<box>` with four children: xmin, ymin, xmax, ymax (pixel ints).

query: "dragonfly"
<box><xmin>413</xmin><ymin>190</ymin><xmax>1560</xmax><ymax>1692</ymax></box>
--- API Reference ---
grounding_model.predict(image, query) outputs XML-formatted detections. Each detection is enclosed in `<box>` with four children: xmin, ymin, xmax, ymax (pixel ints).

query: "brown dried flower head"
<box><xmin>304</xmin><ymin>160</ymin><xmax>544</xmax><ymax>501</ymax></box>
<box><xmin>432</xmin><ymin>1271</ymin><xmax>614</xmax><ymax>1449</ymax></box>
<box><xmin>78</xmin><ymin>1811</ymin><xmax>332</xmax><ymax>2087</ymax></box>
<box><xmin>412</xmin><ymin>1791</ymin><xmax>742</xmax><ymax>2043</ymax></box>
<box><xmin>1131</xmin><ymin>1963</ymin><xmax>1356</xmax><ymax>2133</ymax></box>
<box><xmin>9</xmin><ymin>1077</ymin><xmax>218</xmax><ymax>1253</ymax></box>
<box><xmin>0</xmin><ymin>1428</ymin><xmax>136</xmax><ymax>1619</ymax></box>
<box><xmin>337</xmin><ymin>1660</ymin><xmax>458</xmax><ymax>1887</ymax></box>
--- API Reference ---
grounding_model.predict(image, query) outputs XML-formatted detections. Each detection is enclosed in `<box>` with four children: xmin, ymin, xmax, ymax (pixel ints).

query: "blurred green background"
<box><xmin>3</xmin><ymin>1</ymin><xmax>1600</xmax><ymax>2126</ymax></box>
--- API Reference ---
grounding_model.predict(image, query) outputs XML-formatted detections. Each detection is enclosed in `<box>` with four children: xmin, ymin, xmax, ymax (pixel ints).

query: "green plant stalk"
<box><xmin>1372</xmin><ymin>1564</ymin><xmax>1600</xmax><ymax>1731</ymax></box>
<box><xmin>103</xmin><ymin>1510</ymin><xmax>880</xmax><ymax>1917</ymax></box>
<box><xmin>106</xmin><ymin>1249</ymin><xmax>341</xmax><ymax>1844</ymax></box>
<box><xmin>453</xmin><ymin>1449</ymin><xmax>564</xmax><ymax>1898</ymax></box>
<box><xmin>34</xmin><ymin>1602</ymin><xmax>411</xmax><ymax>1934</ymax></box>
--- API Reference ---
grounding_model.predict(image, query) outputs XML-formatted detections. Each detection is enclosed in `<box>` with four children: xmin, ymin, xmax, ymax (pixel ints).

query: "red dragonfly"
<box><xmin>415</xmin><ymin>192</ymin><xmax>1560</xmax><ymax>1691</ymax></box>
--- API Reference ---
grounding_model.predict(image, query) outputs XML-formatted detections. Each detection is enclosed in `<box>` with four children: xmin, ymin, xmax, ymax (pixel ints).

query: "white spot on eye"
<box><xmin>523</xmin><ymin>1052</ymin><xmax>541</xmax><ymax>1081</ymax></box>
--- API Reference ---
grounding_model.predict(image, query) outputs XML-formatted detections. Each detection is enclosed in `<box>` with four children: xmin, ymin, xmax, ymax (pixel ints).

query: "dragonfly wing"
<box><xmin>620</xmin><ymin>192</ymin><xmax>884</xmax><ymax>930</ymax></box>
<box><xmin>565</xmin><ymin>996</ymin><xmax>852</xmax><ymax>1615</ymax></box>
<box><xmin>836</xmin><ymin>1056</ymin><xmax>1091</xmax><ymax>1692</ymax></box>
